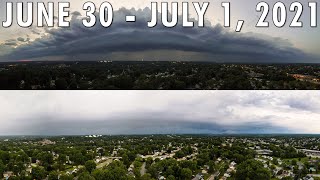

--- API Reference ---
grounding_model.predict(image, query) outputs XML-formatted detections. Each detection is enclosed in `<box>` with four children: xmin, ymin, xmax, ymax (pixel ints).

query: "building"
<box><xmin>300</xmin><ymin>149</ymin><xmax>320</xmax><ymax>157</ymax></box>
<box><xmin>192</xmin><ymin>173</ymin><xmax>204</xmax><ymax>180</ymax></box>
<box><xmin>38</xmin><ymin>139</ymin><xmax>56</xmax><ymax>146</ymax></box>
<box><xmin>256</xmin><ymin>149</ymin><xmax>273</xmax><ymax>155</ymax></box>
<box><xmin>3</xmin><ymin>171</ymin><xmax>14</xmax><ymax>180</ymax></box>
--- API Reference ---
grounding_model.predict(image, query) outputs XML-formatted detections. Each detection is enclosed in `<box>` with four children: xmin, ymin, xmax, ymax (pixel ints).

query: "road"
<box><xmin>308</xmin><ymin>174</ymin><xmax>320</xmax><ymax>177</ymax></box>
<box><xmin>208</xmin><ymin>171</ymin><xmax>220</xmax><ymax>180</ymax></box>
<box><xmin>97</xmin><ymin>159</ymin><xmax>113</xmax><ymax>169</ymax></box>
<box><xmin>140</xmin><ymin>162</ymin><xmax>146</xmax><ymax>176</ymax></box>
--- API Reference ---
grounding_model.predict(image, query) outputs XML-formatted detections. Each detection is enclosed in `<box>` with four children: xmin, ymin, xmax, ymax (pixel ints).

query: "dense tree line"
<box><xmin>0</xmin><ymin>62</ymin><xmax>319</xmax><ymax>90</ymax></box>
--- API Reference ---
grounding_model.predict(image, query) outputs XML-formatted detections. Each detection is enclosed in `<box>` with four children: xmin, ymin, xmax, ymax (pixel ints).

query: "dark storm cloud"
<box><xmin>4</xmin><ymin>39</ymin><xmax>17</xmax><ymax>46</ymax></box>
<box><xmin>17</xmin><ymin>37</ymin><xmax>25</xmax><ymax>42</ymax></box>
<box><xmin>4</xmin><ymin>42</ymin><xmax>17</xmax><ymax>46</ymax></box>
<box><xmin>31</xmin><ymin>29</ymin><xmax>41</xmax><ymax>35</ymax></box>
<box><xmin>2</xmin><ymin>8</ymin><xmax>307</xmax><ymax>62</ymax></box>
<box><xmin>6</xmin><ymin>39</ymin><xmax>16</xmax><ymax>42</ymax></box>
<box><xmin>10</xmin><ymin>114</ymin><xmax>290</xmax><ymax>135</ymax></box>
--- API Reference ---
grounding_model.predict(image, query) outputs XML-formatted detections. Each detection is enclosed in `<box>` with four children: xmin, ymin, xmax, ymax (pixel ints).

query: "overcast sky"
<box><xmin>0</xmin><ymin>0</ymin><xmax>319</xmax><ymax>62</ymax></box>
<box><xmin>0</xmin><ymin>91</ymin><xmax>319</xmax><ymax>135</ymax></box>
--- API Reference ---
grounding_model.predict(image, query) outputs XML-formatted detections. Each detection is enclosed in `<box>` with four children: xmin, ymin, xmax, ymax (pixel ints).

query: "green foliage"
<box><xmin>78</xmin><ymin>172</ymin><xmax>95</xmax><ymax>180</ymax></box>
<box><xmin>0</xmin><ymin>151</ymin><xmax>10</xmax><ymax>164</ymax></box>
<box><xmin>58</xmin><ymin>154</ymin><xmax>67</xmax><ymax>164</ymax></box>
<box><xmin>236</xmin><ymin>159</ymin><xmax>271</xmax><ymax>180</ymax></box>
<box><xmin>48</xmin><ymin>171</ymin><xmax>59</xmax><ymax>180</ymax></box>
<box><xmin>59</xmin><ymin>174</ymin><xmax>74</xmax><ymax>180</ymax></box>
<box><xmin>85</xmin><ymin>160</ymin><xmax>96</xmax><ymax>173</ymax></box>
<box><xmin>180</xmin><ymin>168</ymin><xmax>192</xmax><ymax>180</ymax></box>
<box><xmin>174</xmin><ymin>146</ymin><xmax>193</xmax><ymax>159</ymax></box>
<box><xmin>55</xmin><ymin>79</ymin><xmax>68</xmax><ymax>89</ymax></box>
<box><xmin>70</xmin><ymin>151</ymin><xmax>86</xmax><ymax>165</ymax></box>
<box><xmin>92</xmin><ymin>161</ymin><xmax>129</xmax><ymax>180</ymax></box>
<box><xmin>0</xmin><ymin>160</ymin><xmax>5</xmax><ymax>178</ymax></box>
<box><xmin>92</xmin><ymin>169</ymin><xmax>105</xmax><ymax>180</ymax></box>
<box><xmin>0</xmin><ymin>135</ymin><xmax>318</xmax><ymax>180</ymax></box>
<box><xmin>167</xmin><ymin>175</ymin><xmax>176</xmax><ymax>180</ymax></box>
<box><xmin>138</xmin><ymin>173</ymin><xmax>155</xmax><ymax>180</ymax></box>
<box><xmin>291</xmin><ymin>159</ymin><xmax>297</xmax><ymax>166</ymax></box>
<box><xmin>270</xmin><ymin>145</ymin><xmax>306</xmax><ymax>159</ymax></box>
<box><xmin>36</xmin><ymin>151</ymin><xmax>54</xmax><ymax>168</ymax></box>
<box><xmin>31</xmin><ymin>166</ymin><xmax>47</xmax><ymax>180</ymax></box>
<box><xmin>282</xmin><ymin>177</ymin><xmax>294</xmax><ymax>180</ymax></box>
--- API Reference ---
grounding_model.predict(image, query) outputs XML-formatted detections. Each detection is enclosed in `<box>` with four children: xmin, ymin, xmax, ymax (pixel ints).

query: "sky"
<box><xmin>0</xmin><ymin>0</ymin><xmax>319</xmax><ymax>62</ymax></box>
<box><xmin>0</xmin><ymin>91</ymin><xmax>320</xmax><ymax>135</ymax></box>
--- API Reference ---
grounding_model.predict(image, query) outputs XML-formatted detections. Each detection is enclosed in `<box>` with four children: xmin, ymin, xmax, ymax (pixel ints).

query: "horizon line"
<box><xmin>0</xmin><ymin>133</ymin><xmax>319</xmax><ymax>137</ymax></box>
<box><xmin>0</xmin><ymin>60</ymin><xmax>319</xmax><ymax>64</ymax></box>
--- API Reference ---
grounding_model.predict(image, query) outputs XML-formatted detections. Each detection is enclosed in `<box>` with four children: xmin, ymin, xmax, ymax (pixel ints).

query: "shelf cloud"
<box><xmin>1</xmin><ymin>8</ymin><xmax>308</xmax><ymax>62</ymax></box>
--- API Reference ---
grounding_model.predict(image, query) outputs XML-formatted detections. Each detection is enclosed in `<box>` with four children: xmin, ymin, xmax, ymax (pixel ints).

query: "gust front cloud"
<box><xmin>1</xmin><ymin>7</ymin><xmax>307</xmax><ymax>62</ymax></box>
<box><xmin>0</xmin><ymin>91</ymin><xmax>320</xmax><ymax>135</ymax></box>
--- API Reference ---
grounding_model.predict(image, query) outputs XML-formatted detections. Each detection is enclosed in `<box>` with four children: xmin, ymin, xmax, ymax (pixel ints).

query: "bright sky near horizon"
<box><xmin>0</xmin><ymin>0</ymin><xmax>319</xmax><ymax>62</ymax></box>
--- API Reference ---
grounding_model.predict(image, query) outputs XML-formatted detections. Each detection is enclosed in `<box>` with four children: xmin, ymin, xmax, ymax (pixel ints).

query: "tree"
<box><xmin>0</xmin><ymin>160</ymin><xmax>5</xmax><ymax>178</ymax></box>
<box><xmin>85</xmin><ymin>160</ymin><xmax>97</xmax><ymax>173</ymax></box>
<box><xmin>122</xmin><ymin>154</ymin><xmax>130</xmax><ymax>167</ymax></box>
<box><xmin>32</xmin><ymin>166</ymin><xmax>47</xmax><ymax>180</ymax></box>
<box><xmin>208</xmin><ymin>160</ymin><xmax>215</xmax><ymax>173</ymax></box>
<box><xmin>69</xmin><ymin>80</ymin><xmax>78</xmax><ymax>89</ymax></box>
<box><xmin>58</xmin><ymin>154</ymin><xmax>67</xmax><ymax>164</ymax></box>
<box><xmin>59</xmin><ymin>174</ymin><xmax>74</xmax><ymax>180</ymax></box>
<box><xmin>167</xmin><ymin>175</ymin><xmax>176</xmax><ymax>180</ymax></box>
<box><xmin>180</xmin><ymin>168</ymin><xmax>192</xmax><ymax>180</ymax></box>
<box><xmin>236</xmin><ymin>159</ymin><xmax>271</xmax><ymax>180</ymax></box>
<box><xmin>145</xmin><ymin>157</ymin><xmax>153</xmax><ymax>169</ymax></box>
<box><xmin>92</xmin><ymin>169</ymin><xmax>105</xmax><ymax>180</ymax></box>
<box><xmin>282</xmin><ymin>177</ymin><xmax>294</xmax><ymax>180</ymax></box>
<box><xmin>71</xmin><ymin>151</ymin><xmax>85</xmax><ymax>165</ymax></box>
<box><xmin>147</xmin><ymin>164</ymin><xmax>159</xmax><ymax>178</ymax></box>
<box><xmin>55</xmin><ymin>79</ymin><xmax>68</xmax><ymax>89</ymax></box>
<box><xmin>48</xmin><ymin>171</ymin><xmax>59</xmax><ymax>180</ymax></box>
<box><xmin>291</xmin><ymin>159</ymin><xmax>297</xmax><ymax>166</ymax></box>
<box><xmin>13</xmin><ymin>163</ymin><xmax>23</xmax><ymax>175</ymax></box>
<box><xmin>37</xmin><ymin>152</ymin><xmax>54</xmax><ymax>167</ymax></box>
<box><xmin>139</xmin><ymin>173</ymin><xmax>155</xmax><ymax>180</ymax></box>
<box><xmin>0</xmin><ymin>151</ymin><xmax>10</xmax><ymax>164</ymax></box>
<box><xmin>78</xmin><ymin>172</ymin><xmax>95</xmax><ymax>180</ymax></box>
<box><xmin>273</xmin><ymin>158</ymin><xmax>278</xmax><ymax>165</ymax></box>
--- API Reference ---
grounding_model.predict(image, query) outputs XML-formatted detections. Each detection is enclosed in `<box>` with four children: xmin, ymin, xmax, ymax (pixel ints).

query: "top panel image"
<box><xmin>0</xmin><ymin>0</ymin><xmax>319</xmax><ymax>90</ymax></box>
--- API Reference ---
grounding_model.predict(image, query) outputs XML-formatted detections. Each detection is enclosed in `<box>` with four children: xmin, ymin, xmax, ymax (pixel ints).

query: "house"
<box><xmin>3</xmin><ymin>171</ymin><xmax>14</xmax><ymax>180</ymax></box>
<box><xmin>38</xmin><ymin>139</ymin><xmax>56</xmax><ymax>146</ymax></box>
<box><xmin>201</xmin><ymin>169</ymin><xmax>208</xmax><ymax>174</ymax></box>
<box><xmin>224</xmin><ymin>173</ymin><xmax>231</xmax><ymax>178</ymax></box>
<box><xmin>220</xmin><ymin>176</ymin><xmax>227</xmax><ymax>180</ymax></box>
<box><xmin>72</xmin><ymin>168</ymin><xmax>78</xmax><ymax>174</ymax></box>
<box><xmin>256</xmin><ymin>149</ymin><xmax>273</xmax><ymax>155</ymax></box>
<box><xmin>309</xmin><ymin>167</ymin><xmax>316</xmax><ymax>173</ymax></box>
<box><xmin>215</xmin><ymin>158</ymin><xmax>222</xmax><ymax>164</ymax></box>
<box><xmin>230</xmin><ymin>161</ymin><xmax>236</xmax><ymax>167</ymax></box>
<box><xmin>26</xmin><ymin>166</ymin><xmax>32</xmax><ymax>173</ymax></box>
<box><xmin>304</xmin><ymin>175</ymin><xmax>314</xmax><ymax>180</ymax></box>
<box><xmin>263</xmin><ymin>164</ymin><xmax>268</xmax><ymax>168</ymax></box>
<box><xmin>192</xmin><ymin>173</ymin><xmax>204</xmax><ymax>180</ymax></box>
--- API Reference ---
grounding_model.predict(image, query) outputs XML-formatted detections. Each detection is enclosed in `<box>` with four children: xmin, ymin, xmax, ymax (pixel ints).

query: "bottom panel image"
<box><xmin>0</xmin><ymin>91</ymin><xmax>319</xmax><ymax>180</ymax></box>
